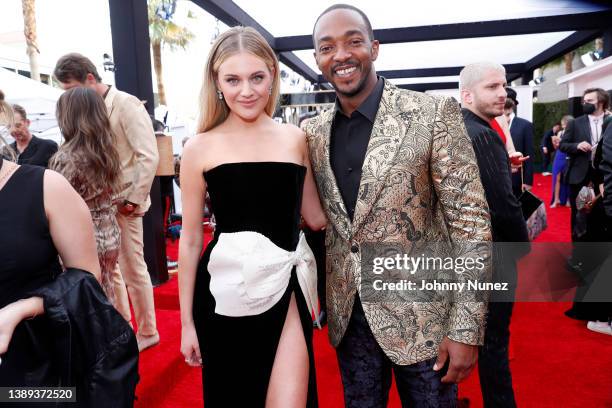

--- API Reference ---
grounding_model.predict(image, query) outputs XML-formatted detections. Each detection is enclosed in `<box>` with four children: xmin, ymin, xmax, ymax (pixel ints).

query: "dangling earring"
<box><xmin>268</xmin><ymin>86</ymin><xmax>272</xmax><ymax>95</ymax></box>
<box><xmin>217</xmin><ymin>90</ymin><xmax>223</xmax><ymax>100</ymax></box>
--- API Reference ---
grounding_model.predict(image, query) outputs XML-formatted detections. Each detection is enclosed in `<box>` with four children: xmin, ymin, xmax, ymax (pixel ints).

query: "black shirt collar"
<box><xmin>461</xmin><ymin>108</ymin><xmax>493</xmax><ymax>130</ymax></box>
<box><xmin>334</xmin><ymin>76</ymin><xmax>384</xmax><ymax>123</ymax></box>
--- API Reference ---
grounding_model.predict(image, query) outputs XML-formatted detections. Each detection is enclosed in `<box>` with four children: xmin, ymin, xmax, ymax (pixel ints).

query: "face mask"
<box><xmin>582</xmin><ymin>102</ymin><xmax>597</xmax><ymax>115</ymax></box>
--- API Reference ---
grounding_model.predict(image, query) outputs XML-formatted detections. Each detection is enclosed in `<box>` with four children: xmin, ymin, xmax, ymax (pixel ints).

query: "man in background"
<box><xmin>540</xmin><ymin>122</ymin><xmax>560</xmax><ymax>176</ymax></box>
<box><xmin>53</xmin><ymin>53</ymin><xmax>160</xmax><ymax>351</ymax></box>
<box><xmin>9</xmin><ymin>104</ymin><xmax>57</xmax><ymax>168</ymax></box>
<box><xmin>505</xmin><ymin>88</ymin><xmax>535</xmax><ymax>197</ymax></box>
<box><xmin>460</xmin><ymin>62</ymin><xmax>530</xmax><ymax>408</ymax></box>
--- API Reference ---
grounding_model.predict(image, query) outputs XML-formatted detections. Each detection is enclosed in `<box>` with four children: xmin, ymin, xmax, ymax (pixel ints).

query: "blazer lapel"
<box><xmin>314</xmin><ymin>110</ymin><xmax>352</xmax><ymax>241</ymax></box>
<box><xmin>352</xmin><ymin>80</ymin><xmax>405</xmax><ymax>235</ymax></box>
<box><xmin>104</xmin><ymin>86</ymin><xmax>117</xmax><ymax>117</ymax></box>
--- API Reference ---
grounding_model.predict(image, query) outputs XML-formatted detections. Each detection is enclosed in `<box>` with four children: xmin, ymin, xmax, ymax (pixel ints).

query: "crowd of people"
<box><xmin>0</xmin><ymin>3</ymin><xmax>610</xmax><ymax>408</ymax></box>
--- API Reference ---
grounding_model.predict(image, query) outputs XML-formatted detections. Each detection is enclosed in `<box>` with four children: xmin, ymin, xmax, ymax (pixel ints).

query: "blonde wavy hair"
<box><xmin>0</xmin><ymin>89</ymin><xmax>16</xmax><ymax>161</ymax></box>
<box><xmin>196</xmin><ymin>26</ymin><xmax>280</xmax><ymax>133</ymax></box>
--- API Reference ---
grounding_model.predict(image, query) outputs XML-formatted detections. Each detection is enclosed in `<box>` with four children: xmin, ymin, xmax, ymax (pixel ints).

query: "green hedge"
<box><xmin>532</xmin><ymin>100</ymin><xmax>568</xmax><ymax>171</ymax></box>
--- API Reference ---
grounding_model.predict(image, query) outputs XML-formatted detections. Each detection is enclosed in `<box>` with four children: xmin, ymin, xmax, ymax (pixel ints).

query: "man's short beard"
<box><xmin>334</xmin><ymin>66</ymin><xmax>371</xmax><ymax>98</ymax></box>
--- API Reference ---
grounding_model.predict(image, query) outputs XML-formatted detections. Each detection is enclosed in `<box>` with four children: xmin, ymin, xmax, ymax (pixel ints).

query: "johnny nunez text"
<box><xmin>371</xmin><ymin>279</ymin><xmax>508</xmax><ymax>292</ymax></box>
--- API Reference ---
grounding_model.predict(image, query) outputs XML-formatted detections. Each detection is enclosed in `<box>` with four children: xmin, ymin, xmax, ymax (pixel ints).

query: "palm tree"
<box><xmin>148</xmin><ymin>0</ymin><xmax>195</xmax><ymax>106</ymax></box>
<box><xmin>22</xmin><ymin>0</ymin><xmax>40</xmax><ymax>81</ymax></box>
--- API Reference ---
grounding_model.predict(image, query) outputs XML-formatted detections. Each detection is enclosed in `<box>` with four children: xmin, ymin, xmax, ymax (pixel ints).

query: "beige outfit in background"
<box><xmin>105</xmin><ymin>86</ymin><xmax>159</xmax><ymax>336</ymax></box>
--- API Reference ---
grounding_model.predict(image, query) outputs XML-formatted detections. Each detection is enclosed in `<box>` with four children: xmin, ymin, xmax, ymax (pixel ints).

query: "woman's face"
<box><xmin>216</xmin><ymin>51</ymin><xmax>274</xmax><ymax>122</ymax></box>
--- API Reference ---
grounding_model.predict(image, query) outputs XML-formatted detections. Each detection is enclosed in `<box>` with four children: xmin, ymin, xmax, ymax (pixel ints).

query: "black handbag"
<box><xmin>518</xmin><ymin>167</ymin><xmax>543</xmax><ymax>220</ymax></box>
<box><xmin>519</xmin><ymin>189</ymin><xmax>543</xmax><ymax>221</ymax></box>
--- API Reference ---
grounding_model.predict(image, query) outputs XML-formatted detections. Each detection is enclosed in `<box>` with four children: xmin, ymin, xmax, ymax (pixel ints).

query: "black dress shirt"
<box><xmin>10</xmin><ymin>135</ymin><xmax>58</xmax><ymax>168</ymax></box>
<box><xmin>330</xmin><ymin>77</ymin><xmax>384</xmax><ymax>221</ymax></box>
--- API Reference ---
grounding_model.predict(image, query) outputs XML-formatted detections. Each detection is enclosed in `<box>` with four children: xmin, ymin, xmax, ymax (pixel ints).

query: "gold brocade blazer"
<box><xmin>302</xmin><ymin>80</ymin><xmax>493</xmax><ymax>365</ymax></box>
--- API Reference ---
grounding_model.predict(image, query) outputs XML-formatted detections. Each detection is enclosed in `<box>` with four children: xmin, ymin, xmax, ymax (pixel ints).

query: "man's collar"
<box><xmin>102</xmin><ymin>84</ymin><xmax>112</xmax><ymax>100</ymax></box>
<box><xmin>462</xmin><ymin>108</ymin><xmax>493</xmax><ymax>129</ymax></box>
<box><xmin>334</xmin><ymin>76</ymin><xmax>384</xmax><ymax>122</ymax></box>
<box><xmin>589</xmin><ymin>112</ymin><xmax>605</xmax><ymax>121</ymax></box>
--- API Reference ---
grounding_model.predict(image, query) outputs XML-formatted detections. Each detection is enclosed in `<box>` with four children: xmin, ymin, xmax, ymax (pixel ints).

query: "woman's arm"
<box><xmin>298</xmin><ymin>129</ymin><xmax>327</xmax><ymax>231</ymax></box>
<box><xmin>177</xmin><ymin>137</ymin><xmax>206</xmax><ymax>366</ymax></box>
<box><xmin>1</xmin><ymin>171</ymin><xmax>100</xmax><ymax>356</ymax></box>
<box><xmin>45</xmin><ymin>170</ymin><xmax>101</xmax><ymax>280</ymax></box>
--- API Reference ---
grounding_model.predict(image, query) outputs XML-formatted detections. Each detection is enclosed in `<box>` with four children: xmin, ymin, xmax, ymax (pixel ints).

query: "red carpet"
<box><xmin>136</xmin><ymin>174</ymin><xmax>612</xmax><ymax>407</ymax></box>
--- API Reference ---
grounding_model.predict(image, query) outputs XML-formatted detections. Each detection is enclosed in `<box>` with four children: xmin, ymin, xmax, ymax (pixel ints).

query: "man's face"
<box><xmin>313</xmin><ymin>9</ymin><xmax>379</xmax><ymax>98</ymax></box>
<box><xmin>58</xmin><ymin>74</ymin><xmax>97</xmax><ymax>92</ymax></box>
<box><xmin>583</xmin><ymin>91</ymin><xmax>602</xmax><ymax>113</ymax></box>
<box><xmin>464</xmin><ymin>70</ymin><xmax>507</xmax><ymax>120</ymax></box>
<box><xmin>10</xmin><ymin>112</ymin><xmax>30</xmax><ymax>142</ymax></box>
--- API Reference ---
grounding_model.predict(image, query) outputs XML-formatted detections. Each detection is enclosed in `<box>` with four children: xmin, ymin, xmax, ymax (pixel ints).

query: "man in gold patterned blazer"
<box><xmin>302</xmin><ymin>5</ymin><xmax>492</xmax><ymax>407</ymax></box>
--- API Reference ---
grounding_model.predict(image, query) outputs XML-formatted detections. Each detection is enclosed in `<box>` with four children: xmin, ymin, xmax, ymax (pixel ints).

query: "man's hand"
<box><xmin>523</xmin><ymin>184</ymin><xmax>532</xmax><ymax>191</ymax></box>
<box><xmin>433</xmin><ymin>337</ymin><xmax>478</xmax><ymax>384</ymax></box>
<box><xmin>577</xmin><ymin>141</ymin><xmax>592</xmax><ymax>152</ymax></box>
<box><xmin>117</xmin><ymin>201</ymin><xmax>138</xmax><ymax>216</ymax></box>
<box><xmin>543</xmin><ymin>147</ymin><xmax>548</xmax><ymax>154</ymax></box>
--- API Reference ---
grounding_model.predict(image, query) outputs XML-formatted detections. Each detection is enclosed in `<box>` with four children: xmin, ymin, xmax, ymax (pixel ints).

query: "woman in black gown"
<box><xmin>0</xmin><ymin>92</ymin><xmax>100</xmax><ymax>375</ymax></box>
<box><xmin>178</xmin><ymin>27</ymin><xmax>326</xmax><ymax>407</ymax></box>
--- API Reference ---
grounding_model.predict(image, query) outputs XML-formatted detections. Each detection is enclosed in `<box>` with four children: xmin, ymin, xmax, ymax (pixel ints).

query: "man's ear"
<box><xmin>313</xmin><ymin>50</ymin><xmax>320</xmax><ymax>69</ymax></box>
<box><xmin>86</xmin><ymin>73</ymin><xmax>97</xmax><ymax>84</ymax></box>
<box><xmin>370</xmin><ymin>40</ymin><xmax>380</xmax><ymax>61</ymax></box>
<box><xmin>461</xmin><ymin>89</ymin><xmax>473</xmax><ymax>106</ymax></box>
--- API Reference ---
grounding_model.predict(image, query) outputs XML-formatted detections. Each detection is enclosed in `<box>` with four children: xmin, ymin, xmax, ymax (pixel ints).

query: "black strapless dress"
<box><xmin>193</xmin><ymin>162</ymin><xmax>318</xmax><ymax>407</ymax></box>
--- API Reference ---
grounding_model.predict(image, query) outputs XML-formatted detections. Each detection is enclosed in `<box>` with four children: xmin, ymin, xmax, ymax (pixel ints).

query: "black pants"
<box><xmin>336</xmin><ymin>298</ymin><xmax>457</xmax><ymax>408</ymax></box>
<box><xmin>542</xmin><ymin>152</ymin><xmax>552</xmax><ymax>172</ymax></box>
<box><xmin>479</xmin><ymin>301</ymin><xmax>516</xmax><ymax>408</ymax></box>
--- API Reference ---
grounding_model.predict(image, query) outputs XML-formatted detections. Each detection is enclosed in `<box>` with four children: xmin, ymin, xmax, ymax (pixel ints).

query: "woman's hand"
<box><xmin>0</xmin><ymin>297</ymin><xmax>43</xmax><ymax>356</ymax></box>
<box><xmin>180</xmin><ymin>321</ymin><xmax>202</xmax><ymax>367</ymax></box>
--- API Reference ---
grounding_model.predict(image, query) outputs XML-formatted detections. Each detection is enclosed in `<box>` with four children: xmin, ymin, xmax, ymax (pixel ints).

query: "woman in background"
<box><xmin>50</xmin><ymin>87</ymin><xmax>123</xmax><ymax>305</ymax></box>
<box><xmin>550</xmin><ymin>115</ymin><xmax>573</xmax><ymax>207</ymax></box>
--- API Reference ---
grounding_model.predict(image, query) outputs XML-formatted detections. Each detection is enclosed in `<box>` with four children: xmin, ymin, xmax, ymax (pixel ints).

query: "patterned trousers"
<box><xmin>336</xmin><ymin>297</ymin><xmax>457</xmax><ymax>408</ymax></box>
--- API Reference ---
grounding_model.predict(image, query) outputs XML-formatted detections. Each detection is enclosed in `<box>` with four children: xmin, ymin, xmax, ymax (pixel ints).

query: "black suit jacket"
<box><xmin>597</xmin><ymin>121</ymin><xmax>612</xmax><ymax>217</ymax></box>
<box><xmin>10</xmin><ymin>135</ymin><xmax>58</xmax><ymax>168</ymax></box>
<box><xmin>509</xmin><ymin>116</ymin><xmax>535</xmax><ymax>193</ymax></box>
<box><xmin>559</xmin><ymin>115</ymin><xmax>595</xmax><ymax>185</ymax></box>
<box><xmin>462</xmin><ymin>109</ymin><xmax>529</xmax><ymax>243</ymax></box>
<box><xmin>541</xmin><ymin>128</ymin><xmax>555</xmax><ymax>152</ymax></box>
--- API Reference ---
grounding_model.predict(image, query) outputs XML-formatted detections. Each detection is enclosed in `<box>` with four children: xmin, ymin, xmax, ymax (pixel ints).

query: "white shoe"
<box><xmin>587</xmin><ymin>321</ymin><xmax>612</xmax><ymax>336</ymax></box>
<box><xmin>541</xmin><ymin>172</ymin><xmax>552</xmax><ymax>176</ymax></box>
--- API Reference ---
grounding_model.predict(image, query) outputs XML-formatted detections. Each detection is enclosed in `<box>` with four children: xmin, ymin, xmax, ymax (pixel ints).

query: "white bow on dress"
<box><xmin>208</xmin><ymin>231</ymin><xmax>320</xmax><ymax>327</ymax></box>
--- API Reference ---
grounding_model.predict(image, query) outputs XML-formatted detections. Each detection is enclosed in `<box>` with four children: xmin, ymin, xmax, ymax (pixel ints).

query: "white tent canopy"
<box><xmin>0</xmin><ymin>67</ymin><xmax>63</xmax><ymax>144</ymax></box>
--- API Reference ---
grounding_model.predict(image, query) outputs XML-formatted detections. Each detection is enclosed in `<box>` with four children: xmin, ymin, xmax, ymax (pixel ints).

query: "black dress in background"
<box><xmin>0</xmin><ymin>165</ymin><xmax>62</xmax><ymax>385</ymax></box>
<box><xmin>193</xmin><ymin>162</ymin><xmax>317</xmax><ymax>407</ymax></box>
